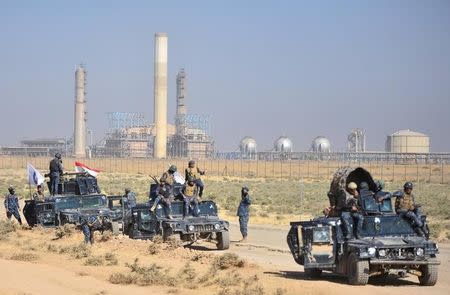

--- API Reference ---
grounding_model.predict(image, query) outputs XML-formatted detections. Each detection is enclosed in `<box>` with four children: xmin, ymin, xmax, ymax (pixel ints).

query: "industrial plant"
<box><xmin>0</xmin><ymin>32</ymin><xmax>448</xmax><ymax>164</ymax></box>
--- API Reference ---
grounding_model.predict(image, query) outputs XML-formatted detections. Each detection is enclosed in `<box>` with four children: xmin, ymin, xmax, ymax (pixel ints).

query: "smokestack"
<box><xmin>74</xmin><ymin>64</ymin><xmax>87</xmax><ymax>158</ymax></box>
<box><xmin>176</xmin><ymin>69</ymin><xmax>187</xmax><ymax>135</ymax></box>
<box><xmin>153</xmin><ymin>33</ymin><xmax>168</xmax><ymax>158</ymax></box>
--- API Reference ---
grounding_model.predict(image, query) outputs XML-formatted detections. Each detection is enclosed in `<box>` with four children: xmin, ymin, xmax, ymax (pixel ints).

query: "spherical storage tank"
<box><xmin>385</xmin><ymin>130</ymin><xmax>429</xmax><ymax>153</ymax></box>
<box><xmin>240</xmin><ymin>136</ymin><xmax>257</xmax><ymax>154</ymax></box>
<box><xmin>274</xmin><ymin>136</ymin><xmax>293</xmax><ymax>153</ymax></box>
<box><xmin>311</xmin><ymin>136</ymin><xmax>331</xmax><ymax>153</ymax></box>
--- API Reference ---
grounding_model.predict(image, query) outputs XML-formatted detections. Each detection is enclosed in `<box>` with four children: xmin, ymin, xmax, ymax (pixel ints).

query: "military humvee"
<box><xmin>122</xmin><ymin>183</ymin><xmax>230</xmax><ymax>250</ymax></box>
<box><xmin>287</xmin><ymin>167</ymin><xmax>439</xmax><ymax>286</ymax></box>
<box><xmin>23</xmin><ymin>173</ymin><xmax>123</xmax><ymax>233</ymax></box>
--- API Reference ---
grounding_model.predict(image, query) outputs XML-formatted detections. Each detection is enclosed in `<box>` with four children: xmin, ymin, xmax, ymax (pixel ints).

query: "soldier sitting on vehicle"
<box><xmin>182</xmin><ymin>176</ymin><xmax>199</xmax><ymax>218</ymax></box>
<box><xmin>375</xmin><ymin>180</ymin><xmax>391</xmax><ymax>202</ymax></box>
<box><xmin>161</xmin><ymin>165</ymin><xmax>177</xmax><ymax>186</ymax></box>
<box><xmin>185</xmin><ymin>160</ymin><xmax>205</xmax><ymax>198</ymax></box>
<box><xmin>121</xmin><ymin>188</ymin><xmax>137</xmax><ymax>208</ymax></box>
<box><xmin>151</xmin><ymin>178</ymin><xmax>174</xmax><ymax>219</ymax></box>
<box><xmin>4</xmin><ymin>186</ymin><xmax>22</xmax><ymax>225</ymax></box>
<box><xmin>394</xmin><ymin>182</ymin><xmax>428</xmax><ymax>238</ymax></box>
<box><xmin>340</xmin><ymin>182</ymin><xmax>364</xmax><ymax>239</ymax></box>
<box><xmin>32</xmin><ymin>185</ymin><xmax>45</xmax><ymax>202</ymax></box>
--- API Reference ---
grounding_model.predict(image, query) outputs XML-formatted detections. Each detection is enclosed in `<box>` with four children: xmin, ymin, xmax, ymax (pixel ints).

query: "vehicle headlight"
<box><xmin>378</xmin><ymin>249</ymin><xmax>386</xmax><ymax>257</ymax></box>
<box><xmin>214</xmin><ymin>224</ymin><xmax>221</xmax><ymax>230</ymax></box>
<box><xmin>188</xmin><ymin>225</ymin><xmax>195</xmax><ymax>231</ymax></box>
<box><xmin>416</xmin><ymin>248</ymin><xmax>424</xmax><ymax>256</ymax></box>
<box><xmin>368</xmin><ymin>247</ymin><xmax>376</xmax><ymax>256</ymax></box>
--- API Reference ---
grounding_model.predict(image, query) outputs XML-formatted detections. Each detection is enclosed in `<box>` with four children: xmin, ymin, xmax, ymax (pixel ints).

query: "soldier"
<box><xmin>182</xmin><ymin>176</ymin><xmax>199</xmax><ymax>218</ymax></box>
<box><xmin>394</xmin><ymin>182</ymin><xmax>428</xmax><ymax>237</ymax></box>
<box><xmin>81</xmin><ymin>215</ymin><xmax>108</xmax><ymax>245</ymax></box>
<box><xmin>237</xmin><ymin>186</ymin><xmax>251</xmax><ymax>242</ymax></box>
<box><xmin>151</xmin><ymin>178</ymin><xmax>173</xmax><ymax>219</ymax></box>
<box><xmin>4</xmin><ymin>186</ymin><xmax>22</xmax><ymax>225</ymax></box>
<box><xmin>32</xmin><ymin>185</ymin><xmax>45</xmax><ymax>202</ymax></box>
<box><xmin>185</xmin><ymin>160</ymin><xmax>205</xmax><ymax>198</ymax></box>
<box><xmin>341</xmin><ymin>182</ymin><xmax>363</xmax><ymax>239</ymax></box>
<box><xmin>49</xmin><ymin>153</ymin><xmax>63</xmax><ymax>195</ymax></box>
<box><xmin>122</xmin><ymin>188</ymin><xmax>137</xmax><ymax>208</ymax></box>
<box><xmin>375</xmin><ymin>180</ymin><xmax>392</xmax><ymax>203</ymax></box>
<box><xmin>161</xmin><ymin>165</ymin><xmax>177</xmax><ymax>186</ymax></box>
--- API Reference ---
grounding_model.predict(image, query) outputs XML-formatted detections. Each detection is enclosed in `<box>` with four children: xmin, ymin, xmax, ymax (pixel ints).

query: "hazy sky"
<box><xmin>1</xmin><ymin>0</ymin><xmax>449</xmax><ymax>152</ymax></box>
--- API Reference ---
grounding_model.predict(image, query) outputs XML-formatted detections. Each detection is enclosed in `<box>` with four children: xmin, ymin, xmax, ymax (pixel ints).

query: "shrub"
<box><xmin>55</xmin><ymin>224</ymin><xmax>75</xmax><ymax>239</ymax></box>
<box><xmin>84</xmin><ymin>255</ymin><xmax>105</xmax><ymax>266</ymax></box>
<box><xmin>104</xmin><ymin>253</ymin><xmax>119</xmax><ymax>266</ymax></box>
<box><xmin>109</xmin><ymin>273</ymin><xmax>135</xmax><ymax>285</ymax></box>
<box><xmin>99</xmin><ymin>231</ymin><xmax>113</xmax><ymax>242</ymax></box>
<box><xmin>148</xmin><ymin>243</ymin><xmax>161</xmax><ymax>255</ymax></box>
<box><xmin>10</xmin><ymin>252</ymin><xmax>39</xmax><ymax>261</ymax></box>
<box><xmin>213</xmin><ymin>253</ymin><xmax>246</xmax><ymax>270</ymax></box>
<box><xmin>0</xmin><ymin>220</ymin><xmax>18</xmax><ymax>236</ymax></box>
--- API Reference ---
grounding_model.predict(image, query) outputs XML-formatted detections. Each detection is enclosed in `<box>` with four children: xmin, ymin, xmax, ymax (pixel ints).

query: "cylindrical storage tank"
<box><xmin>311</xmin><ymin>136</ymin><xmax>331</xmax><ymax>153</ymax></box>
<box><xmin>239</xmin><ymin>136</ymin><xmax>257</xmax><ymax>155</ymax></box>
<box><xmin>274</xmin><ymin>136</ymin><xmax>293</xmax><ymax>153</ymax></box>
<box><xmin>385</xmin><ymin>130</ymin><xmax>430</xmax><ymax>153</ymax></box>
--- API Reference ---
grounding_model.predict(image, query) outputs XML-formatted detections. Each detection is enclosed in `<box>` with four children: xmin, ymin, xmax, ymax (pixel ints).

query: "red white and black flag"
<box><xmin>75</xmin><ymin>161</ymin><xmax>101</xmax><ymax>177</ymax></box>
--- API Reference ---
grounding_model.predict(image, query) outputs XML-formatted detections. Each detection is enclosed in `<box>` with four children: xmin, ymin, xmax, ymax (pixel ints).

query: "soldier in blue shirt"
<box><xmin>4</xmin><ymin>186</ymin><xmax>22</xmax><ymax>225</ymax></box>
<box><xmin>237</xmin><ymin>186</ymin><xmax>251</xmax><ymax>242</ymax></box>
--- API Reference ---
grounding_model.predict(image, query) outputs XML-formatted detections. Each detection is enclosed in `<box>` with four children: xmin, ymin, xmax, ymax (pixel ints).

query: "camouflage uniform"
<box><xmin>153</xmin><ymin>183</ymin><xmax>174</xmax><ymax>218</ymax></box>
<box><xmin>341</xmin><ymin>194</ymin><xmax>363</xmax><ymax>239</ymax></box>
<box><xmin>185</xmin><ymin>166</ymin><xmax>205</xmax><ymax>197</ymax></box>
<box><xmin>394</xmin><ymin>191</ymin><xmax>424</xmax><ymax>232</ymax></box>
<box><xmin>122</xmin><ymin>191</ymin><xmax>137</xmax><ymax>208</ymax></box>
<box><xmin>182</xmin><ymin>183</ymin><xmax>199</xmax><ymax>217</ymax></box>
<box><xmin>81</xmin><ymin>215</ymin><xmax>105</xmax><ymax>244</ymax></box>
<box><xmin>33</xmin><ymin>192</ymin><xmax>45</xmax><ymax>202</ymax></box>
<box><xmin>4</xmin><ymin>193</ymin><xmax>22</xmax><ymax>225</ymax></box>
<box><xmin>237</xmin><ymin>192</ymin><xmax>251</xmax><ymax>239</ymax></box>
<box><xmin>161</xmin><ymin>171</ymin><xmax>175</xmax><ymax>186</ymax></box>
<box><xmin>49</xmin><ymin>156</ymin><xmax>63</xmax><ymax>195</ymax></box>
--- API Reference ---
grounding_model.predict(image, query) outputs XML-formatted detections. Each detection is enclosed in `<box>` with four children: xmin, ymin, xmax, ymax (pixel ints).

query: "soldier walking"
<box><xmin>237</xmin><ymin>186</ymin><xmax>251</xmax><ymax>242</ymax></box>
<box><xmin>394</xmin><ymin>182</ymin><xmax>428</xmax><ymax>237</ymax></box>
<box><xmin>49</xmin><ymin>153</ymin><xmax>63</xmax><ymax>195</ymax></box>
<box><xmin>4</xmin><ymin>186</ymin><xmax>22</xmax><ymax>225</ymax></box>
<box><xmin>185</xmin><ymin>160</ymin><xmax>205</xmax><ymax>198</ymax></box>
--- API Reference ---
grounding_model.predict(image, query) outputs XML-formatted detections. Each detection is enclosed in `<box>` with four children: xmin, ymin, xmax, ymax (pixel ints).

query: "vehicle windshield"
<box><xmin>54</xmin><ymin>195</ymin><xmax>106</xmax><ymax>210</ymax></box>
<box><xmin>360</xmin><ymin>215</ymin><xmax>416</xmax><ymax>237</ymax></box>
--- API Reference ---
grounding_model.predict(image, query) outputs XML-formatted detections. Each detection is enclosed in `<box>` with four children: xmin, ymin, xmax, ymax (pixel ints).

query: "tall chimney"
<box><xmin>74</xmin><ymin>64</ymin><xmax>87</xmax><ymax>158</ymax></box>
<box><xmin>176</xmin><ymin>69</ymin><xmax>187</xmax><ymax>135</ymax></box>
<box><xmin>153</xmin><ymin>33</ymin><xmax>168</xmax><ymax>159</ymax></box>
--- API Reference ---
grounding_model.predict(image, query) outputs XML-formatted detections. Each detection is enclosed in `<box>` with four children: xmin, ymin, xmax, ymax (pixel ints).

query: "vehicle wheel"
<box><xmin>216</xmin><ymin>231</ymin><xmax>230</xmax><ymax>250</ymax></box>
<box><xmin>162</xmin><ymin>227</ymin><xmax>173</xmax><ymax>241</ymax></box>
<box><xmin>419</xmin><ymin>259</ymin><xmax>438</xmax><ymax>286</ymax></box>
<box><xmin>347</xmin><ymin>252</ymin><xmax>369</xmax><ymax>285</ymax></box>
<box><xmin>304</xmin><ymin>268</ymin><xmax>322</xmax><ymax>279</ymax></box>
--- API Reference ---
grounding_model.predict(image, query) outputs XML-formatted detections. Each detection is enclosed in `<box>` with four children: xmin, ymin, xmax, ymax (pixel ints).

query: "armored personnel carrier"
<box><xmin>122</xmin><ymin>182</ymin><xmax>230</xmax><ymax>250</ymax></box>
<box><xmin>23</xmin><ymin>173</ymin><xmax>123</xmax><ymax>233</ymax></box>
<box><xmin>287</xmin><ymin>167</ymin><xmax>439</xmax><ymax>286</ymax></box>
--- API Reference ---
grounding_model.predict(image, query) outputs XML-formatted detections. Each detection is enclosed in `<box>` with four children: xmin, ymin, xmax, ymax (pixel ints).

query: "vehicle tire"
<box><xmin>162</xmin><ymin>227</ymin><xmax>173</xmax><ymax>241</ymax></box>
<box><xmin>419</xmin><ymin>259</ymin><xmax>438</xmax><ymax>286</ymax></box>
<box><xmin>216</xmin><ymin>230</ymin><xmax>230</xmax><ymax>250</ymax></box>
<box><xmin>347</xmin><ymin>252</ymin><xmax>369</xmax><ymax>285</ymax></box>
<box><xmin>304</xmin><ymin>268</ymin><xmax>322</xmax><ymax>279</ymax></box>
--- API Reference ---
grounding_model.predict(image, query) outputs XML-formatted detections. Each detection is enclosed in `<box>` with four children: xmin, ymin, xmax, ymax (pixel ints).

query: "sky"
<box><xmin>1</xmin><ymin>0</ymin><xmax>449</xmax><ymax>152</ymax></box>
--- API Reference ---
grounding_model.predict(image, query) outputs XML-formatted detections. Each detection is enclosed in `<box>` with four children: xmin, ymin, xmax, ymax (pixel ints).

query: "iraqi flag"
<box><xmin>75</xmin><ymin>162</ymin><xmax>101</xmax><ymax>178</ymax></box>
<box><xmin>27</xmin><ymin>163</ymin><xmax>45</xmax><ymax>186</ymax></box>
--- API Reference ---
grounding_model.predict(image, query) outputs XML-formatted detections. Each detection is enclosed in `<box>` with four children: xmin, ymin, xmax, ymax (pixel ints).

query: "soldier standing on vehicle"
<box><xmin>394</xmin><ymin>182</ymin><xmax>428</xmax><ymax>237</ymax></box>
<box><xmin>151</xmin><ymin>178</ymin><xmax>174</xmax><ymax>219</ymax></box>
<box><xmin>161</xmin><ymin>165</ymin><xmax>177</xmax><ymax>186</ymax></box>
<box><xmin>4</xmin><ymin>186</ymin><xmax>22</xmax><ymax>225</ymax></box>
<box><xmin>122</xmin><ymin>188</ymin><xmax>137</xmax><ymax>208</ymax></box>
<box><xmin>237</xmin><ymin>186</ymin><xmax>251</xmax><ymax>242</ymax></box>
<box><xmin>185</xmin><ymin>160</ymin><xmax>205</xmax><ymax>198</ymax></box>
<box><xmin>32</xmin><ymin>185</ymin><xmax>45</xmax><ymax>202</ymax></box>
<box><xmin>341</xmin><ymin>182</ymin><xmax>363</xmax><ymax>239</ymax></box>
<box><xmin>49</xmin><ymin>153</ymin><xmax>63</xmax><ymax>195</ymax></box>
<box><xmin>182</xmin><ymin>176</ymin><xmax>199</xmax><ymax>218</ymax></box>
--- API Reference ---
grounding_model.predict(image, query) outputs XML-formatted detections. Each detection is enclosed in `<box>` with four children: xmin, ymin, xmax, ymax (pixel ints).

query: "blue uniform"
<box><xmin>4</xmin><ymin>193</ymin><xmax>22</xmax><ymax>224</ymax></box>
<box><xmin>49</xmin><ymin>157</ymin><xmax>63</xmax><ymax>195</ymax></box>
<box><xmin>237</xmin><ymin>194</ymin><xmax>251</xmax><ymax>238</ymax></box>
<box><xmin>123</xmin><ymin>191</ymin><xmax>137</xmax><ymax>208</ymax></box>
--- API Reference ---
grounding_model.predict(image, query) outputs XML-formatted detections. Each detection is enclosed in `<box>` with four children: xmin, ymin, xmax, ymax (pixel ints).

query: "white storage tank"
<box><xmin>274</xmin><ymin>136</ymin><xmax>293</xmax><ymax>153</ymax></box>
<box><xmin>239</xmin><ymin>136</ymin><xmax>257</xmax><ymax>155</ymax></box>
<box><xmin>385</xmin><ymin>129</ymin><xmax>430</xmax><ymax>153</ymax></box>
<box><xmin>311</xmin><ymin>136</ymin><xmax>331</xmax><ymax>153</ymax></box>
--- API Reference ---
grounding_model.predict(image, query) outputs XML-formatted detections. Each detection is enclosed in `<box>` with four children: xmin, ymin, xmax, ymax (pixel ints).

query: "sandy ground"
<box><xmin>0</xmin><ymin>205</ymin><xmax>449</xmax><ymax>295</ymax></box>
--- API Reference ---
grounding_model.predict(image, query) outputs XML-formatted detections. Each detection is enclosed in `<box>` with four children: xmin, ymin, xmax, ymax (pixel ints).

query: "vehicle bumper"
<box><xmin>370</xmin><ymin>259</ymin><xmax>440</xmax><ymax>266</ymax></box>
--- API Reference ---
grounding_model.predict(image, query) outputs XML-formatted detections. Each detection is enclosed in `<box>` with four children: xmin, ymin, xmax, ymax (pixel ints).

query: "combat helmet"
<box><xmin>404</xmin><ymin>182</ymin><xmax>413</xmax><ymax>190</ymax></box>
<box><xmin>168</xmin><ymin>165</ymin><xmax>177</xmax><ymax>173</ymax></box>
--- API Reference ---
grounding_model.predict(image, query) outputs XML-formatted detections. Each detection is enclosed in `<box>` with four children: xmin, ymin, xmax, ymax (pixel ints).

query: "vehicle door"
<box><xmin>302</xmin><ymin>224</ymin><xmax>336</xmax><ymax>269</ymax></box>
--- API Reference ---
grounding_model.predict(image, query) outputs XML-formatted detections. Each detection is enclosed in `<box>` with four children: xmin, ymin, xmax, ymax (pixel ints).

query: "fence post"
<box><xmin>404</xmin><ymin>165</ymin><xmax>407</xmax><ymax>182</ymax></box>
<box><xmin>442</xmin><ymin>162</ymin><xmax>444</xmax><ymax>184</ymax></box>
<box><xmin>429</xmin><ymin>163</ymin><xmax>432</xmax><ymax>183</ymax></box>
<box><xmin>392</xmin><ymin>163</ymin><xmax>395</xmax><ymax>182</ymax></box>
<box><xmin>416</xmin><ymin>163</ymin><xmax>419</xmax><ymax>183</ymax></box>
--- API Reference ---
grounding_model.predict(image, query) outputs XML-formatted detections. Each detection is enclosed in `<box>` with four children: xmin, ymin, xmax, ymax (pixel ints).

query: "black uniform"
<box><xmin>49</xmin><ymin>157</ymin><xmax>63</xmax><ymax>195</ymax></box>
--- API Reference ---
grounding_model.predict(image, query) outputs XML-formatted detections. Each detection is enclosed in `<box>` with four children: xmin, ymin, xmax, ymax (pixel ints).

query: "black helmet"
<box><xmin>168</xmin><ymin>165</ymin><xmax>177</xmax><ymax>173</ymax></box>
<box><xmin>187</xmin><ymin>176</ymin><xmax>195</xmax><ymax>183</ymax></box>
<box><xmin>404</xmin><ymin>182</ymin><xmax>413</xmax><ymax>190</ymax></box>
<box><xmin>125</xmin><ymin>188</ymin><xmax>131</xmax><ymax>193</ymax></box>
<box><xmin>188</xmin><ymin>160</ymin><xmax>195</xmax><ymax>166</ymax></box>
<box><xmin>242</xmin><ymin>186</ymin><xmax>249</xmax><ymax>193</ymax></box>
<box><xmin>8</xmin><ymin>186</ymin><xmax>14</xmax><ymax>194</ymax></box>
<box><xmin>55</xmin><ymin>153</ymin><xmax>61</xmax><ymax>159</ymax></box>
<box><xmin>359</xmin><ymin>182</ymin><xmax>369</xmax><ymax>190</ymax></box>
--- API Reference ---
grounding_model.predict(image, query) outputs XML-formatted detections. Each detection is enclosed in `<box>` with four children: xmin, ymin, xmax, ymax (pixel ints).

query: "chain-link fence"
<box><xmin>0</xmin><ymin>156</ymin><xmax>449</xmax><ymax>184</ymax></box>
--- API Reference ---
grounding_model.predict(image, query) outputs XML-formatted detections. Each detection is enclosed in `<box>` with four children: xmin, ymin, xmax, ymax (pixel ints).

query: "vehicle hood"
<box><xmin>348</xmin><ymin>236</ymin><xmax>427</xmax><ymax>248</ymax></box>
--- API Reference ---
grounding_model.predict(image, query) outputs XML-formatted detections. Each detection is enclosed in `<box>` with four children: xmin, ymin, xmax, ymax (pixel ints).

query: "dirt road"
<box><xmin>227</xmin><ymin>223</ymin><xmax>450</xmax><ymax>295</ymax></box>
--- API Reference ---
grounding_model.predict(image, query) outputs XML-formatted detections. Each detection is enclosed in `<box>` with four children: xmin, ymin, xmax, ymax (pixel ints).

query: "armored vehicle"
<box><xmin>23</xmin><ymin>173</ymin><xmax>123</xmax><ymax>233</ymax></box>
<box><xmin>287</xmin><ymin>167</ymin><xmax>439</xmax><ymax>286</ymax></box>
<box><xmin>123</xmin><ymin>183</ymin><xmax>230</xmax><ymax>250</ymax></box>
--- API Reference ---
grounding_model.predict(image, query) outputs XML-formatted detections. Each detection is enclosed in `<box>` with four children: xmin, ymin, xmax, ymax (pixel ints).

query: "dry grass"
<box><xmin>9</xmin><ymin>252</ymin><xmax>39</xmax><ymax>261</ymax></box>
<box><xmin>55</xmin><ymin>224</ymin><xmax>76</xmax><ymax>239</ymax></box>
<box><xmin>213</xmin><ymin>253</ymin><xmax>246</xmax><ymax>270</ymax></box>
